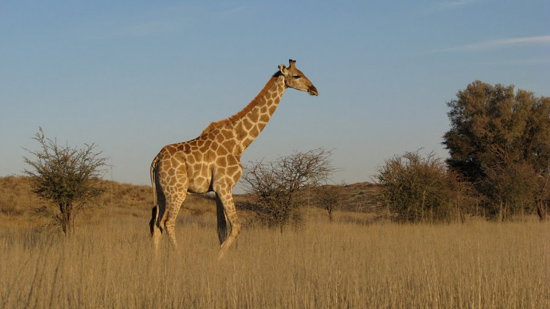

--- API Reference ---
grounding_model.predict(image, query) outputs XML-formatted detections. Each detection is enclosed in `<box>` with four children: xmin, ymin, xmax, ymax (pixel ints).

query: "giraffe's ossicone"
<box><xmin>150</xmin><ymin>59</ymin><xmax>318</xmax><ymax>259</ymax></box>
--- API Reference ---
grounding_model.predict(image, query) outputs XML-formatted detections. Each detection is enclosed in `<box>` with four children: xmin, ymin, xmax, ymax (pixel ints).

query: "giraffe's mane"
<box><xmin>200</xmin><ymin>72</ymin><xmax>282</xmax><ymax>136</ymax></box>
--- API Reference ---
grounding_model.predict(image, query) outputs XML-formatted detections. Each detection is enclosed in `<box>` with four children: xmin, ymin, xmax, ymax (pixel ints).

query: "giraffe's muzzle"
<box><xmin>308</xmin><ymin>86</ymin><xmax>318</xmax><ymax>96</ymax></box>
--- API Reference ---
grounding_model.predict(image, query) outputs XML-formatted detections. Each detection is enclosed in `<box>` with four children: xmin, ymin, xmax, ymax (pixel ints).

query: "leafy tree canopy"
<box><xmin>443</xmin><ymin>81</ymin><xmax>550</xmax><ymax>220</ymax></box>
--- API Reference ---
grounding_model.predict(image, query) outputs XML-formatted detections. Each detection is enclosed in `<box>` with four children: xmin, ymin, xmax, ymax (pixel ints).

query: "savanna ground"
<box><xmin>1</xmin><ymin>177</ymin><xmax>549</xmax><ymax>308</ymax></box>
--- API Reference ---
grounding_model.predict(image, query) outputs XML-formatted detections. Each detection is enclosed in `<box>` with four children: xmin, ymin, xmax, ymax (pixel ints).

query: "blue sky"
<box><xmin>1</xmin><ymin>0</ymin><xmax>548</xmax><ymax>192</ymax></box>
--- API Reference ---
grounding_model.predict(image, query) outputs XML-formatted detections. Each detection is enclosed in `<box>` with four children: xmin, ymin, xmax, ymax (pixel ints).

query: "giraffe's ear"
<box><xmin>278</xmin><ymin>64</ymin><xmax>287</xmax><ymax>74</ymax></box>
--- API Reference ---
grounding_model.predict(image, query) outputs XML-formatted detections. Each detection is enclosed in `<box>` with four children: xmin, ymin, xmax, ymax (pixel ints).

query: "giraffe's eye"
<box><xmin>292</xmin><ymin>75</ymin><xmax>301</xmax><ymax>79</ymax></box>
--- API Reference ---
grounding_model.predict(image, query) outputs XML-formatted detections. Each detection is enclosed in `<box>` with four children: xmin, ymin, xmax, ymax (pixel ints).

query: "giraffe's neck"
<box><xmin>201</xmin><ymin>73</ymin><xmax>286</xmax><ymax>154</ymax></box>
<box><xmin>233</xmin><ymin>74</ymin><xmax>286</xmax><ymax>152</ymax></box>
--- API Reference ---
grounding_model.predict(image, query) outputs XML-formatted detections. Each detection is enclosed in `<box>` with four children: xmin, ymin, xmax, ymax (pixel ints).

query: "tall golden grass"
<box><xmin>1</xmin><ymin>213</ymin><xmax>549</xmax><ymax>308</ymax></box>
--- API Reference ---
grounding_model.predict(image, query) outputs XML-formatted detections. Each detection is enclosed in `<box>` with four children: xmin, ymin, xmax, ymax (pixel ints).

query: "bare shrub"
<box><xmin>242</xmin><ymin>148</ymin><xmax>336</xmax><ymax>230</ymax></box>
<box><xmin>315</xmin><ymin>184</ymin><xmax>347</xmax><ymax>222</ymax></box>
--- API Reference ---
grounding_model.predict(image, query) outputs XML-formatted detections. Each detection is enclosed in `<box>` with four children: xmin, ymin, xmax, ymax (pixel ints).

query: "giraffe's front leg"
<box><xmin>215</xmin><ymin>189</ymin><xmax>241</xmax><ymax>260</ymax></box>
<box><xmin>215</xmin><ymin>193</ymin><xmax>229</xmax><ymax>244</ymax></box>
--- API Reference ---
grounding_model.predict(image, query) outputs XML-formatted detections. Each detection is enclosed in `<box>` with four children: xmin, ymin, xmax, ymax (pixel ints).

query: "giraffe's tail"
<box><xmin>149</xmin><ymin>153</ymin><xmax>161</xmax><ymax>236</ymax></box>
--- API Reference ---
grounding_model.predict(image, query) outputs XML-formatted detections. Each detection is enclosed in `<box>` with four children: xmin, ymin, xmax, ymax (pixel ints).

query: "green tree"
<box><xmin>480</xmin><ymin>162</ymin><xmax>538</xmax><ymax>220</ymax></box>
<box><xmin>242</xmin><ymin>148</ymin><xmax>336</xmax><ymax>229</ymax></box>
<box><xmin>443</xmin><ymin>81</ymin><xmax>550</xmax><ymax>220</ymax></box>
<box><xmin>23</xmin><ymin>128</ymin><xmax>107</xmax><ymax>234</ymax></box>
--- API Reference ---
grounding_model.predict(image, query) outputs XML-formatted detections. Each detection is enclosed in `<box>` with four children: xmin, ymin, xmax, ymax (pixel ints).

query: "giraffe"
<box><xmin>149</xmin><ymin>59</ymin><xmax>318</xmax><ymax>259</ymax></box>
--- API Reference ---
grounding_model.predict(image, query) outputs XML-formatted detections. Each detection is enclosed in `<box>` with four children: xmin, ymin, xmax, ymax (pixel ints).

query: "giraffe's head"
<box><xmin>278</xmin><ymin>59</ymin><xmax>318</xmax><ymax>96</ymax></box>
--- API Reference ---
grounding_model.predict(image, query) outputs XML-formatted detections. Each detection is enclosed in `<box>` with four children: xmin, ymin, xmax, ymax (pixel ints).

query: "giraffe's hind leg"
<box><xmin>150</xmin><ymin>205</ymin><xmax>162</xmax><ymax>252</ymax></box>
<box><xmin>162</xmin><ymin>191</ymin><xmax>187</xmax><ymax>250</ymax></box>
<box><xmin>150</xmin><ymin>184</ymin><xmax>167</xmax><ymax>254</ymax></box>
<box><xmin>156</xmin><ymin>158</ymin><xmax>189</xmax><ymax>251</ymax></box>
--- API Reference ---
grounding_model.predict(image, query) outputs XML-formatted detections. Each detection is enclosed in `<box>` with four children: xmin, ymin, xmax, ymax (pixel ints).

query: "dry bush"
<box><xmin>242</xmin><ymin>148</ymin><xmax>336</xmax><ymax>230</ymax></box>
<box><xmin>376</xmin><ymin>151</ymin><xmax>468</xmax><ymax>223</ymax></box>
<box><xmin>1</xmin><ymin>216</ymin><xmax>548</xmax><ymax>308</ymax></box>
<box><xmin>315</xmin><ymin>184</ymin><xmax>348</xmax><ymax>222</ymax></box>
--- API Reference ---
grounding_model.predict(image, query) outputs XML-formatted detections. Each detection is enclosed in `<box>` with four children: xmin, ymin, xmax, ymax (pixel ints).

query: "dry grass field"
<box><xmin>1</xmin><ymin>177</ymin><xmax>549</xmax><ymax>308</ymax></box>
<box><xmin>1</xmin><ymin>213</ymin><xmax>549</xmax><ymax>308</ymax></box>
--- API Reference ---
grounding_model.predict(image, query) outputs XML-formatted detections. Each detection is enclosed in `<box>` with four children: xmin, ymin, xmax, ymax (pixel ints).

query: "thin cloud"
<box><xmin>117</xmin><ymin>5</ymin><xmax>247</xmax><ymax>37</ymax></box>
<box><xmin>483</xmin><ymin>57</ymin><xmax>550</xmax><ymax>66</ymax></box>
<box><xmin>122</xmin><ymin>21</ymin><xmax>174</xmax><ymax>37</ymax></box>
<box><xmin>215</xmin><ymin>5</ymin><xmax>247</xmax><ymax>17</ymax></box>
<box><xmin>434</xmin><ymin>35</ymin><xmax>550</xmax><ymax>53</ymax></box>
<box><xmin>110</xmin><ymin>4</ymin><xmax>195</xmax><ymax>37</ymax></box>
<box><xmin>439</xmin><ymin>0</ymin><xmax>478</xmax><ymax>8</ymax></box>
